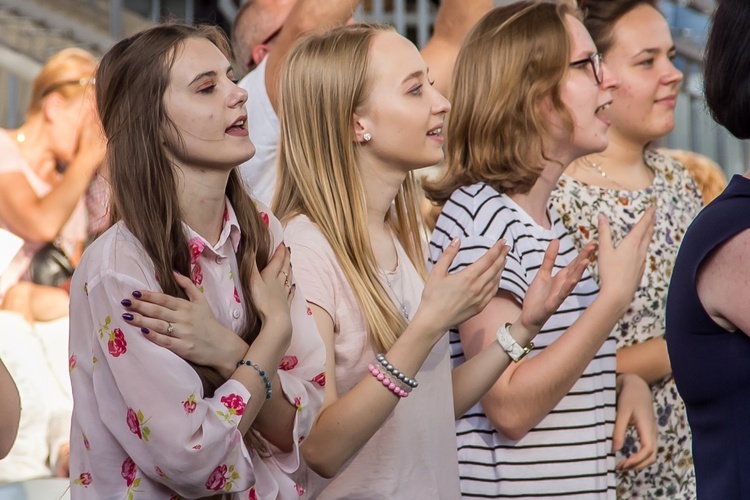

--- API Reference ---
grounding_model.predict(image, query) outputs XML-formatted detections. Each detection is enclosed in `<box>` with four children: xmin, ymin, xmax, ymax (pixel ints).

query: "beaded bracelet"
<box><xmin>375</xmin><ymin>353</ymin><xmax>418</xmax><ymax>388</ymax></box>
<box><xmin>236</xmin><ymin>359</ymin><xmax>272</xmax><ymax>399</ymax></box>
<box><xmin>368</xmin><ymin>364</ymin><xmax>409</xmax><ymax>398</ymax></box>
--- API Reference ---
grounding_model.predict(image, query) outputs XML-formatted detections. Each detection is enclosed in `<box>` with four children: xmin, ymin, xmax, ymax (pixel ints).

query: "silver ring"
<box><xmin>167</xmin><ymin>322</ymin><xmax>174</xmax><ymax>335</ymax></box>
<box><xmin>281</xmin><ymin>271</ymin><xmax>289</xmax><ymax>287</ymax></box>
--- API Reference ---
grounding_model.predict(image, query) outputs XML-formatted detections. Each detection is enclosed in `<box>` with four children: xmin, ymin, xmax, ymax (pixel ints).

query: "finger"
<box><xmin>129</xmin><ymin>288</ymin><xmax>181</xmax><ymax>312</ymax></box>
<box><xmin>123</xmin><ymin>299</ymin><xmax>178</xmax><ymax>325</ymax></box>
<box><xmin>629</xmin><ymin>206</ymin><xmax>656</xmax><ymax>242</ymax></box>
<box><xmin>597</xmin><ymin>214</ymin><xmax>613</xmax><ymax>250</ymax></box>
<box><xmin>287</xmin><ymin>283</ymin><xmax>297</xmax><ymax>306</ymax></box>
<box><xmin>140</xmin><ymin>326</ymin><xmax>182</xmax><ymax>352</ymax></box>
<box><xmin>173</xmin><ymin>271</ymin><xmax>205</xmax><ymax>303</ymax></box>
<box><xmin>467</xmin><ymin>239</ymin><xmax>508</xmax><ymax>280</ymax></box>
<box><xmin>430</xmin><ymin>237</ymin><xmax>461</xmax><ymax>277</ymax></box>
<box><xmin>611</xmin><ymin>411</ymin><xmax>628</xmax><ymax>454</ymax></box>
<box><xmin>618</xmin><ymin>439</ymin><xmax>655</xmax><ymax>470</ymax></box>
<box><xmin>539</xmin><ymin>239</ymin><xmax>560</xmax><ymax>277</ymax></box>
<box><xmin>261</xmin><ymin>244</ymin><xmax>288</xmax><ymax>279</ymax></box>
<box><xmin>122</xmin><ymin>311</ymin><xmax>175</xmax><ymax>335</ymax></box>
<box><xmin>476</xmin><ymin>243</ymin><xmax>509</xmax><ymax>287</ymax></box>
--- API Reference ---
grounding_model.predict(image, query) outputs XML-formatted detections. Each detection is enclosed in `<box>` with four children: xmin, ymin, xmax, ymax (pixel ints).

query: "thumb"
<box><xmin>431</xmin><ymin>238</ymin><xmax>461</xmax><ymax>277</ymax></box>
<box><xmin>173</xmin><ymin>271</ymin><xmax>204</xmax><ymax>302</ymax></box>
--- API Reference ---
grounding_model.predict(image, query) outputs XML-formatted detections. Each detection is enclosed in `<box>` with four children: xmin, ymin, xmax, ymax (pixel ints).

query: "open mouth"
<box><xmin>225</xmin><ymin>115</ymin><xmax>247</xmax><ymax>134</ymax></box>
<box><xmin>595</xmin><ymin>102</ymin><xmax>611</xmax><ymax>115</ymax></box>
<box><xmin>427</xmin><ymin>126</ymin><xmax>443</xmax><ymax>137</ymax></box>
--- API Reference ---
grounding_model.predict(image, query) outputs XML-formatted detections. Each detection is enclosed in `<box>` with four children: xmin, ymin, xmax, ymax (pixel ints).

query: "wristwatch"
<box><xmin>495</xmin><ymin>322</ymin><xmax>534</xmax><ymax>362</ymax></box>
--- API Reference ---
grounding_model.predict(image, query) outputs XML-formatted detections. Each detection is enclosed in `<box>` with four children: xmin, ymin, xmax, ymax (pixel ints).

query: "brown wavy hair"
<box><xmin>580</xmin><ymin>0</ymin><xmax>658</xmax><ymax>56</ymax></box>
<box><xmin>96</xmin><ymin>24</ymin><xmax>270</xmax><ymax>402</ymax></box>
<box><xmin>423</xmin><ymin>1</ymin><xmax>578</xmax><ymax>203</ymax></box>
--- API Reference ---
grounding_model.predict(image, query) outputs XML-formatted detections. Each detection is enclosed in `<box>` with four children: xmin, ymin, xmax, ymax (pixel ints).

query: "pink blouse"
<box><xmin>68</xmin><ymin>201</ymin><xmax>325</xmax><ymax>499</ymax></box>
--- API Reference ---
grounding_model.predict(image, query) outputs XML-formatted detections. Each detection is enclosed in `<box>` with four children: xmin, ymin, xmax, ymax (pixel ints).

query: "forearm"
<box><xmin>253</xmin><ymin>375</ymin><xmax>296</xmax><ymax>452</ymax></box>
<box><xmin>0</xmin><ymin>359</ymin><xmax>20</xmax><ymax>459</ymax></box>
<box><xmin>452</xmin><ymin>321</ymin><xmax>534</xmax><ymax>418</ymax></box>
<box><xmin>302</xmin><ymin>318</ymin><xmax>439</xmax><ymax>478</ymax></box>
<box><xmin>483</xmin><ymin>295</ymin><xmax>623</xmax><ymax>439</ymax></box>
<box><xmin>616</xmin><ymin>336</ymin><xmax>671</xmax><ymax>385</ymax></box>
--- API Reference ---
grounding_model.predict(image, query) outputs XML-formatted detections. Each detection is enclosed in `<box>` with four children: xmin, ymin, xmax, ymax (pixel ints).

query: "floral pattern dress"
<box><xmin>68</xmin><ymin>200</ymin><xmax>326</xmax><ymax>499</ymax></box>
<box><xmin>551</xmin><ymin>150</ymin><xmax>703</xmax><ymax>499</ymax></box>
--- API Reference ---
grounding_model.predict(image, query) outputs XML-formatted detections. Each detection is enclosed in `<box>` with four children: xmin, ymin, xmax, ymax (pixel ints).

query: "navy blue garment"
<box><xmin>666</xmin><ymin>174</ymin><xmax>750</xmax><ymax>499</ymax></box>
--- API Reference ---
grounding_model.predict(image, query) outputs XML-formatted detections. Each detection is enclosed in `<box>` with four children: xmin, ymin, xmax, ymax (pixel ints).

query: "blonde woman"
<box><xmin>272</xmin><ymin>23</ymin><xmax>602</xmax><ymax>498</ymax></box>
<box><xmin>425</xmin><ymin>2</ymin><xmax>657</xmax><ymax>497</ymax></box>
<box><xmin>0</xmin><ymin>48</ymin><xmax>103</xmax><ymax>321</ymax></box>
<box><xmin>550</xmin><ymin>1</ymin><xmax>703</xmax><ymax>496</ymax></box>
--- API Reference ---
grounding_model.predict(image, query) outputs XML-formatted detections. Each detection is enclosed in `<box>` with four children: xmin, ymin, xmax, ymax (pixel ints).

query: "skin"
<box><xmin>456</xmin><ymin>15</ymin><xmax>658</xmax><ymax>470</ymax></box>
<box><xmin>0</xmin><ymin>358</ymin><xmax>20</xmax><ymax>459</ymax></box>
<box><xmin>565</xmin><ymin>4</ymin><xmax>684</xmax><ymax>385</ymax></box>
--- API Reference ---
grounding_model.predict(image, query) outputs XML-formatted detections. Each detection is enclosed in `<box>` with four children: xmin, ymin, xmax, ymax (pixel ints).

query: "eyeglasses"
<box><xmin>41</xmin><ymin>77</ymin><xmax>96</xmax><ymax>98</ymax></box>
<box><xmin>246</xmin><ymin>25</ymin><xmax>283</xmax><ymax>72</ymax></box>
<box><xmin>569</xmin><ymin>52</ymin><xmax>603</xmax><ymax>85</ymax></box>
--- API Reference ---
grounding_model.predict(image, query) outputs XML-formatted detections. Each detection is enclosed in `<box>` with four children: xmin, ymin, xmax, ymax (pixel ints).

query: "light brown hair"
<box><xmin>27</xmin><ymin>47</ymin><xmax>97</xmax><ymax>118</ymax></box>
<box><xmin>581</xmin><ymin>0</ymin><xmax>659</xmax><ymax>56</ymax></box>
<box><xmin>273</xmin><ymin>24</ymin><xmax>428</xmax><ymax>353</ymax></box>
<box><xmin>424</xmin><ymin>1</ymin><xmax>579</xmax><ymax>203</ymax></box>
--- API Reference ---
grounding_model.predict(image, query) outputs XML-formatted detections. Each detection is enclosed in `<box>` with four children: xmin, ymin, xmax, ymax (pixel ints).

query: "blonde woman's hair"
<box><xmin>273</xmin><ymin>24</ymin><xmax>428</xmax><ymax>353</ymax></box>
<box><xmin>28</xmin><ymin>47</ymin><xmax>97</xmax><ymax>118</ymax></box>
<box><xmin>424</xmin><ymin>0</ymin><xmax>579</xmax><ymax>204</ymax></box>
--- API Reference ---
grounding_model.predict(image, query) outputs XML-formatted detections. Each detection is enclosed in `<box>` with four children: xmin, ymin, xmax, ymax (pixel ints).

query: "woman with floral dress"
<box><xmin>67</xmin><ymin>24</ymin><xmax>325</xmax><ymax>499</ymax></box>
<box><xmin>550</xmin><ymin>0</ymin><xmax>702</xmax><ymax>497</ymax></box>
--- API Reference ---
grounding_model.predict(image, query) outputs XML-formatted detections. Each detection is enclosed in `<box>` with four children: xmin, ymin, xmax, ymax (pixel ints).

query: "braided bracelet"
<box><xmin>368</xmin><ymin>364</ymin><xmax>409</xmax><ymax>398</ymax></box>
<box><xmin>236</xmin><ymin>359</ymin><xmax>272</xmax><ymax>399</ymax></box>
<box><xmin>375</xmin><ymin>353</ymin><xmax>418</xmax><ymax>388</ymax></box>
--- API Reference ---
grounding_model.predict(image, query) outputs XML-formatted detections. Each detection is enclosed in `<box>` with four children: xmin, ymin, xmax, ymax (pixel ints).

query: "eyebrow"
<box><xmin>401</xmin><ymin>69</ymin><xmax>428</xmax><ymax>84</ymax></box>
<box><xmin>632</xmin><ymin>46</ymin><xmax>677</xmax><ymax>58</ymax></box>
<box><xmin>189</xmin><ymin>66</ymin><xmax>234</xmax><ymax>86</ymax></box>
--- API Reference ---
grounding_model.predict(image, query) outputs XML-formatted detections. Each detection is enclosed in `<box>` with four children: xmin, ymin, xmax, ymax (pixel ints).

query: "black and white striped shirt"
<box><xmin>430</xmin><ymin>182</ymin><xmax>616</xmax><ymax>499</ymax></box>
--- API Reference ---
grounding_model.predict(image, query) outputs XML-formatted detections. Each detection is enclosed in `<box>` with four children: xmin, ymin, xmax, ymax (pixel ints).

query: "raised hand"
<box><xmin>521</xmin><ymin>239</ymin><xmax>596</xmax><ymax>333</ymax></box>
<box><xmin>415</xmin><ymin>238</ymin><xmax>509</xmax><ymax>337</ymax></box>
<box><xmin>251</xmin><ymin>243</ymin><xmax>296</xmax><ymax>343</ymax></box>
<box><xmin>597</xmin><ymin>208</ymin><xmax>655</xmax><ymax>306</ymax></box>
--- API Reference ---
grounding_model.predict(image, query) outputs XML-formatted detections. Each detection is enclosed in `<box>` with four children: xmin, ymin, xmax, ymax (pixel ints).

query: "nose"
<box><xmin>228</xmin><ymin>81</ymin><xmax>248</xmax><ymax>108</ymax></box>
<box><xmin>431</xmin><ymin>86</ymin><xmax>451</xmax><ymax>115</ymax></box>
<box><xmin>599</xmin><ymin>61</ymin><xmax>621</xmax><ymax>92</ymax></box>
<box><xmin>663</xmin><ymin>59</ymin><xmax>684</xmax><ymax>87</ymax></box>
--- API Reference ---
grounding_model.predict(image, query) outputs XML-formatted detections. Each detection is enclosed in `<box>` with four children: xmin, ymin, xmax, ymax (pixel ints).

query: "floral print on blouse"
<box><xmin>68</xmin><ymin>200</ymin><xmax>325</xmax><ymax>499</ymax></box>
<box><xmin>551</xmin><ymin>150</ymin><xmax>702</xmax><ymax>499</ymax></box>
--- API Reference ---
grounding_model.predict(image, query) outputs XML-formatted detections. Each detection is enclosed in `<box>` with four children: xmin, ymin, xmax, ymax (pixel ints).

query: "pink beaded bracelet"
<box><xmin>368</xmin><ymin>364</ymin><xmax>409</xmax><ymax>398</ymax></box>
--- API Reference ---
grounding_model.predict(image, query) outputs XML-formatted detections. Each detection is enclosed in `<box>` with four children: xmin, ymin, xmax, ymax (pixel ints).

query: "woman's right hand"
<box><xmin>71</xmin><ymin>108</ymin><xmax>106</xmax><ymax>176</ymax></box>
<box><xmin>597</xmin><ymin>208</ymin><xmax>655</xmax><ymax>309</ymax></box>
<box><xmin>414</xmin><ymin>238</ymin><xmax>509</xmax><ymax>338</ymax></box>
<box><xmin>253</xmin><ymin>244</ymin><xmax>296</xmax><ymax>346</ymax></box>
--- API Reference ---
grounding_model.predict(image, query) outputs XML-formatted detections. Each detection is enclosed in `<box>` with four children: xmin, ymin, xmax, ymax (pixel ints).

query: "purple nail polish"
<box><xmin>132</xmin><ymin>291</ymin><xmax>142</xmax><ymax>298</ymax></box>
<box><xmin>121</xmin><ymin>299</ymin><xmax>132</xmax><ymax>307</ymax></box>
<box><xmin>122</xmin><ymin>313</ymin><xmax>134</xmax><ymax>321</ymax></box>
<box><xmin>141</xmin><ymin>327</ymin><xmax>150</xmax><ymax>334</ymax></box>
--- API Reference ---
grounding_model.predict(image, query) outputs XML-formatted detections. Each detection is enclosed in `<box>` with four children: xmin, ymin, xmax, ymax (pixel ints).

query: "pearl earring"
<box><xmin>363</xmin><ymin>132</ymin><xmax>372</xmax><ymax>142</ymax></box>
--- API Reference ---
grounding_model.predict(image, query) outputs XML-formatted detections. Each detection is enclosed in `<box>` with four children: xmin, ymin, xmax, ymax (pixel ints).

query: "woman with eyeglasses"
<box><xmin>425</xmin><ymin>1</ymin><xmax>658</xmax><ymax>497</ymax></box>
<box><xmin>549</xmin><ymin>1</ymin><xmax>701</xmax><ymax>496</ymax></box>
<box><xmin>0</xmin><ymin>48</ymin><xmax>104</xmax><ymax>322</ymax></box>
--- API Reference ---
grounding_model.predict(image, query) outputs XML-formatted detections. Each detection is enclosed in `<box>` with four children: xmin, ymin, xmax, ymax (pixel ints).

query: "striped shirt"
<box><xmin>429</xmin><ymin>182</ymin><xmax>616</xmax><ymax>499</ymax></box>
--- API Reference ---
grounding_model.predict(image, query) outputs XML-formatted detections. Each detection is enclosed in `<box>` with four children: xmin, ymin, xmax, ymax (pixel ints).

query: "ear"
<box><xmin>42</xmin><ymin>92</ymin><xmax>67</xmax><ymax>124</ymax></box>
<box><xmin>352</xmin><ymin>112</ymin><xmax>370</xmax><ymax>143</ymax></box>
<box><xmin>252</xmin><ymin>45</ymin><xmax>271</xmax><ymax>67</ymax></box>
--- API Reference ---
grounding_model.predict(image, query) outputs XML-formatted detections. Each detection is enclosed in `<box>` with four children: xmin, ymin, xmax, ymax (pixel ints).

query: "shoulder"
<box><xmin>76</xmin><ymin>222</ymin><xmax>154</xmax><ymax>283</ymax></box>
<box><xmin>252</xmin><ymin>199</ymin><xmax>284</xmax><ymax>249</ymax></box>
<box><xmin>0</xmin><ymin>131</ymin><xmax>28</xmax><ymax>175</ymax></box>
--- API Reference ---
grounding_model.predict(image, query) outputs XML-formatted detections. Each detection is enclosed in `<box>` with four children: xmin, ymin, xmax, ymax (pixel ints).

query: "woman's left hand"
<box><xmin>613</xmin><ymin>372</ymin><xmax>658</xmax><ymax>471</ymax></box>
<box><xmin>122</xmin><ymin>271</ymin><xmax>247</xmax><ymax>378</ymax></box>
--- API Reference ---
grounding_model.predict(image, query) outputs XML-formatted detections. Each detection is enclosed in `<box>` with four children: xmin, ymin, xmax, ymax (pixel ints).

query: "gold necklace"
<box><xmin>583</xmin><ymin>157</ymin><xmax>625</xmax><ymax>189</ymax></box>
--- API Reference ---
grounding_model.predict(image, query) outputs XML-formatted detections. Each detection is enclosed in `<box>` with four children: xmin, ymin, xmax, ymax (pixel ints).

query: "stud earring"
<box><xmin>363</xmin><ymin>132</ymin><xmax>372</xmax><ymax>142</ymax></box>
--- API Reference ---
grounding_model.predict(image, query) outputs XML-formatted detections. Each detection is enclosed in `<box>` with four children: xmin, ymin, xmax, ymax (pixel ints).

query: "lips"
<box><xmin>655</xmin><ymin>95</ymin><xmax>677</xmax><ymax>107</ymax></box>
<box><xmin>225</xmin><ymin>115</ymin><xmax>248</xmax><ymax>136</ymax></box>
<box><xmin>427</xmin><ymin>123</ymin><xmax>443</xmax><ymax>139</ymax></box>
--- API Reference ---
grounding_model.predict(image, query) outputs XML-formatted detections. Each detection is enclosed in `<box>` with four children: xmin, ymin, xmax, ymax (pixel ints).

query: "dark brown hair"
<box><xmin>580</xmin><ymin>0</ymin><xmax>659</xmax><ymax>55</ymax></box>
<box><xmin>424</xmin><ymin>1</ymin><xmax>577</xmax><ymax>203</ymax></box>
<box><xmin>96</xmin><ymin>24</ymin><xmax>270</xmax><ymax>399</ymax></box>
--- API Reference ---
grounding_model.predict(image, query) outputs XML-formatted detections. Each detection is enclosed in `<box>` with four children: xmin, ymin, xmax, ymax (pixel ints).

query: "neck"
<box><xmin>11</xmin><ymin>117</ymin><xmax>57</xmax><ymax>179</ymax></box>
<box><xmin>174</xmin><ymin>165</ymin><xmax>231</xmax><ymax>246</ymax></box>
<box><xmin>358</xmin><ymin>154</ymin><xmax>409</xmax><ymax>238</ymax></box>
<box><xmin>587</xmin><ymin>129</ymin><xmax>649</xmax><ymax>176</ymax></box>
<box><xmin>509</xmin><ymin>159</ymin><xmax>566</xmax><ymax>228</ymax></box>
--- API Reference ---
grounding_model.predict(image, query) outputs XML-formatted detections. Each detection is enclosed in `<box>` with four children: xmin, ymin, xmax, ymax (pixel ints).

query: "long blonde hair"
<box><xmin>424</xmin><ymin>1</ymin><xmax>578</xmax><ymax>203</ymax></box>
<box><xmin>27</xmin><ymin>47</ymin><xmax>97</xmax><ymax>118</ymax></box>
<box><xmin>273</xmin><ymin>24</ymin><xmax>427</xmax><ymax>353</ymax></box>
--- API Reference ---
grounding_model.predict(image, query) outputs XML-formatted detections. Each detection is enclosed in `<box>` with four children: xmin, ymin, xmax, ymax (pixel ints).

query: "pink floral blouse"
<box><xmin>68</xmin><ymin>200</ymin><xmax>325</xmax><ymax>499</ymax></box>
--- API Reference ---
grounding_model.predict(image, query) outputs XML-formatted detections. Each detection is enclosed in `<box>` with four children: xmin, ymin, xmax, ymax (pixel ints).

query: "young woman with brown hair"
<box><xmin>68</xmin><ymin>24</ymin><xmax>325</xmax><ymax>498</ymax></box>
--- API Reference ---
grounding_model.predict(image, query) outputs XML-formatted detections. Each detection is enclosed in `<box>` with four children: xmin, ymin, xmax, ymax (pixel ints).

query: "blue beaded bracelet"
<box><xmin>236</xmin><ymin>359</ymin><xmax>272</xmax><ymax>399</ymax></box>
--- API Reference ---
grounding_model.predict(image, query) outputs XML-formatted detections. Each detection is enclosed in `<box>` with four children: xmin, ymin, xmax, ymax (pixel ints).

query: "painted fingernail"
<box><xmin>132</xmin><ymin>291</ymin><xmax>142</xmax><ymax>298</ymax></box>
<box><xmin>173</xmin><ymin>269</ymin><xmax>182</xmax><ymax>276</ymax></box>
<box><xmin>122</xmin><ymin>313</ymin><xmax>134</xmax><ymax>321</ymax></box>
<box><xmin>141</xmin><ymin>327</ymin><xmax>150</xmax><ymax>334</ymax></box>
<box><xmin>120</xmin><ymin>299</ymin><xmax>132</xmax><ymax>307</ymax></box>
